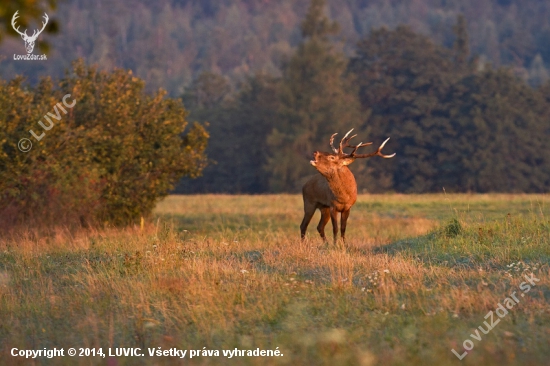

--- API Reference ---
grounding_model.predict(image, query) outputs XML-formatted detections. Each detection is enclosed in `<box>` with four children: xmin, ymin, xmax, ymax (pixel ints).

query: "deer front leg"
<box><xmin>340</xmin><ymin>209</ymin><xmax>351</xmax><ymax>242</ymax></box>
<box><xmin>330</xmin><ymin>207</ymin><xmax>338</xmax><ymax>244</ymax></box>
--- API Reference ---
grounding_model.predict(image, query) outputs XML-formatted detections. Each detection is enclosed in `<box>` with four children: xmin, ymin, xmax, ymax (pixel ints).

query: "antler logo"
<box><xmin>11</xmin><ymin>11</ymin><xmax>49</xmax><ymax>54</ymax></box>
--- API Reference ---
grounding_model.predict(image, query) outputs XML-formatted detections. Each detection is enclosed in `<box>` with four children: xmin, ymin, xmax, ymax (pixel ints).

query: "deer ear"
<box><xmin>341</xmin><ymin>158</ymin><xmax>354</xmax><ymax>166</ymax></box>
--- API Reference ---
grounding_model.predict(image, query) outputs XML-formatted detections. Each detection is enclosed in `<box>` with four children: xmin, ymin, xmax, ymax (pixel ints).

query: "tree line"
<box><xmin>177</xmin><ymin>0</ymin><xmax>550</xmax><ymax>194</ymax></box>
<box><xmin>2</xmin><ymin>0</ymin><xmax>550</xmax><ymax>94</ymax></box>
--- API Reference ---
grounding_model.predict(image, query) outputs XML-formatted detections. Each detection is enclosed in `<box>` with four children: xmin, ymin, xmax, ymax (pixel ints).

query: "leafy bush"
<box><xmin>444</xmin><ymin>218</ymin><xmax>463</xmax><ymax>238</ymax></box>
<box><xmin>0</xmin><ymin>59</ymin><xmax>208</xmax><ymax>230</ymax></box>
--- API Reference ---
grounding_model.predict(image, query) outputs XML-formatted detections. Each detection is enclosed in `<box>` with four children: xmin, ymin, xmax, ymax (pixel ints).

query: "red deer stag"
<box><xmin>300</xmin><ymin>129</ymin><xmax>395</xmax><ymax>243</ymax></box>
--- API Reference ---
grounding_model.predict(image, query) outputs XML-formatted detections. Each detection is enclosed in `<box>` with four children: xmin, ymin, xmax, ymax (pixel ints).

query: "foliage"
<box><xmin>178</xmin><ymin>72</ymin><xmax>279</xmax><ymax>193</ymax></box>
<box><xmin>444</xmin><ymin>218</ymin><xmax>463</xmax><ymax>238</ymax></box>
<box><xmin>0</xmin><ymin>59</ymin><xmax>208</xmax><ymax>229</ymax></box>
<box><xmin>3</xmin><ymin>0</ymin><xmax>550</xmax><ymax>195</ymax></box>
<box><xmin>265</xmin><ymin>0</ymin><xmax>361</xmax><ymax>192</ymax></box>
<box><xmin>3</xmin><ymin>0</ymin><xmax>550</xmax><ymax>95</ymax></box>
<box><xmin>178</xmin><ymin>6</ymin><xmax>550</xmax><ymax>194</ymax></box>
<box><xmin>436</xmin><ymin>69</ymin><xmax>550</xmax><ymax>192</ymax></box>
<box><xmin>349</xmin><ymin>25</ymin><xmax>456</xmax><ymax>192</ymax></box>
<box><xmin>350</xmin><ymin>25</ymin><xmax>550</xmax><ymax>193</ymax></box>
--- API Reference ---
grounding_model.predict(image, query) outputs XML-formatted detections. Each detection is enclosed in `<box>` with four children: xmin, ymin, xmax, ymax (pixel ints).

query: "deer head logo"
<box><xmin>11</xmin><ymin>11</ymin><xmax>49</xmax><ymax>54</ymax></box>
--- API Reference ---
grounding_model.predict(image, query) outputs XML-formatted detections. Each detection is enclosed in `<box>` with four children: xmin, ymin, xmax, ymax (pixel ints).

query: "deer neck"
<box><xmin>323</xmin><ymin>167</ymin><xmax>357</xmax><ymax>202</ymax></box>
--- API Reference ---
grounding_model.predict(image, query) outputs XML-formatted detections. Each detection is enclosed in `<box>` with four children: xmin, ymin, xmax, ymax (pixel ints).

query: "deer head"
<box><xmin>310</xmin><ymin>129</ymin><xmax>395</xmax><ymax>176</ymax></box>
<box><xmin>11</xmin><ymin>11</ymin><xmax>49</xmax><ymax>54</ymax></box>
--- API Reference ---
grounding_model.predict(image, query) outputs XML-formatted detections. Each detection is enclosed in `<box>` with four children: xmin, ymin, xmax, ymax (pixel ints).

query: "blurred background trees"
<box><xmin>177</xmin><ymin>0</ymin><xmax>550</xmax><ymax>194</ymax></box>
<box><xmin>264</xmin><ymin>0</ymin><xmax>361</xmax><ymax>192</ymax></box>
<box><xmin>3</xmin><ymin>0</ymin><xmax>550</xmax><ymax>92</ymax></box>
<box><xmin>1</xmin><ymin>0</ymin><xmax>550</xmax><ymax>208</ymax></box>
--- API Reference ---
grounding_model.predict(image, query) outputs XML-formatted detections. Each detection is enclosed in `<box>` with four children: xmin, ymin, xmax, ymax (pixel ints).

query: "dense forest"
<box><xmin>2</xmin><ymin>0</ymin><xmax>550</xmax><ymax>93</ymax></box>
<box><xmin>1</xmin><ymin>0</ymin><xmax>550</xmax><ymax>195</ymax></box>
<box><xmin>176</xmin><ymin>1</ymin><xmax>550</xmax><ymax>193</ymax></box>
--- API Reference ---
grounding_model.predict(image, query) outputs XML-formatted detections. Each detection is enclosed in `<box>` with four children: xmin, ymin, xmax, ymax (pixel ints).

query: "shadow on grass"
<box><xmin>372</xmin><ymin>215</ymin><xmax>550</xmax><ymax>271</ymax></box>
<box><xmin>155</xmin><ymin>212</ymin><xmax>296</xmax><ymax>234</ymax></box>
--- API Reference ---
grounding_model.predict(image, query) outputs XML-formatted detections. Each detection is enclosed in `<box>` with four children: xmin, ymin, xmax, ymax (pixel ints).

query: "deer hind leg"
<box><xmin>330</xmin><ymin>207</ymin><xmax>338</xmax><ymax>244</ymax></box>
<box><xmin>317</xmin><ymin>207</ymin><xmax>330</xmax><ymax>241</ymax></box>
<box><xmin>340</xmin><ymin>209</ymin><xmax>351</xmax><ymax>243</ymax></box>
<box><xmin>300</xmin><ymin>202</ymin><xmax>317</xmax><ymax>240</ymax></box>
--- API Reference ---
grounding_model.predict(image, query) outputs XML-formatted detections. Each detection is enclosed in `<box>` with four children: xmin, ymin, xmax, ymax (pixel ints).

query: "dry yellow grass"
<box><xmin>0</xmin><ymin>194</ymin><xmax>549</xmax><ymax>365</ymax></box>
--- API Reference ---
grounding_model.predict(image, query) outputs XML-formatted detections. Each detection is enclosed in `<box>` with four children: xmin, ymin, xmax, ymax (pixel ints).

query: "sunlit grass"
<box><xmin>0</xmin><ymin>194</ymin><xmax>549</xmax><ymax>365</ymax></box>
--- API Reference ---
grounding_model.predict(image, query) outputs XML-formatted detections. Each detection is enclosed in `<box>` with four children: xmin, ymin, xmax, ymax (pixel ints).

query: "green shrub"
<box><xmin>0</xmin><ymin>59</ymin><xmax>208</xmax><ymax>229</ymax></box>
<box><xmin>444</xmin><ymin>218</ymin><xmax>463</xmax><ymax>238</ymax></box>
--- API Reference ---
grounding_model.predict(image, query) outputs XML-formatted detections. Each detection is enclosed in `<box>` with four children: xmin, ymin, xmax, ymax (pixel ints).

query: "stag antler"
<box><xmin>329</xmin><ymin>133</ymin><xmax>339</xmax><ymax>154</ymax></box>
<box><xmin>339</xmin><ymin>128</ymin><xmax>373</xmax><ymax>154</ymax></box>
<box><xmin>30</xmin><ymin>13</ymin><xmax>49</xmax><ymax>40</ymax></box>
<box><xmin>338</xmin><ymin>129</ymin><xmax>357</xmax><ymax>154</ymax></box>
<box><xmin>11</xmin><ymin>11</ymin><xmax>27</xmax><ymax>38</ymax></box>
<box><xmin>11</xmin><ymin>11</ymin><xmax>48</xmax><ymax>40</ymax></box>
<box><xmin>329</xmin><ymin>128</ymin><xmax>369</xmax><ymax>155</ymax></box>
<box><xmin>331</xmin><ymin>128</ymin><xmax>395</xmax><ymax>159</ymax></box>
<box><xmin>347</xmin><ymin>137</ymin><xmax>396</xmax><ymax>159</ymax></box>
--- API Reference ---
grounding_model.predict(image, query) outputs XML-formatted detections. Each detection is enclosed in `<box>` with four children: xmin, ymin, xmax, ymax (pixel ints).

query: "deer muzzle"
<box><xmin>310</xmin><ymin>151</ymin><xmax>320</xmax><ymax>166</ymax></box>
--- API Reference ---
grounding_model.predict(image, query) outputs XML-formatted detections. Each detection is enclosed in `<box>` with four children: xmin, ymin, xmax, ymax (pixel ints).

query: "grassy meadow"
<box><xmin>1</xmin><ymin>194</ymin><xmax>549</xmax><ymax>365</ymax></box>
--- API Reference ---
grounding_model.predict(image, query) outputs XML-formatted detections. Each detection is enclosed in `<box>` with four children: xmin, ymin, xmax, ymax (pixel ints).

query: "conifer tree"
<box><xmin>453</xmin><ymin>14</ymin><xmax>470</xmax><ymax>71</ymax></box>
<box><xmin>265</xmin><ymin>0</ymin><xmax>361</xmax><ymax>192</ymax></box>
